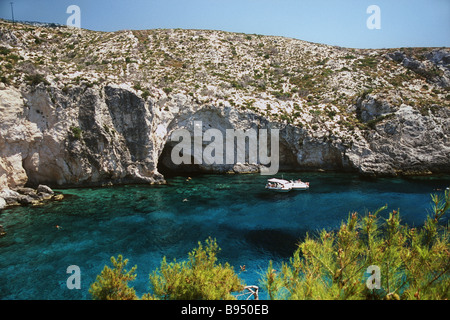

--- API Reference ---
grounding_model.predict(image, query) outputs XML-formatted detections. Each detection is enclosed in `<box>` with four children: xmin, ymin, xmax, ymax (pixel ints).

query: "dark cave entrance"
<box><xmin>157</xmin><ymin>137</ymin><xmax>300</xmax><ymax>178</ymax></box>
<box><xmin>157</xmin><ymin>142</ymin><xmax>204</xmax><ymax>178</ymax></box>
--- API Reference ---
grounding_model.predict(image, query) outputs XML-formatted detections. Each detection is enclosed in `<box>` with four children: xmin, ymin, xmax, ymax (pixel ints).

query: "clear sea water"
<box><xmin>0</xmin><ymin>172</ymin><xmax>449</xmax><ymax>300</ymax></box>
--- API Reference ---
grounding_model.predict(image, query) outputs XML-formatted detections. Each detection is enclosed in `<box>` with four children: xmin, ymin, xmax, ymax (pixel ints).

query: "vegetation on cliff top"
<box><xmin>1</xmin><ymin>19</ymin><xmax>448</xmax><ymax>131</ymax></box>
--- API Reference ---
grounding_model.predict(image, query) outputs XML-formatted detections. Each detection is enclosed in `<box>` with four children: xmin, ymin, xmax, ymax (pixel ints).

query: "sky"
<box><xmin>0</xmin><ymin>0</ymin><xmax>449</xmax><ymax>49</ymax></box>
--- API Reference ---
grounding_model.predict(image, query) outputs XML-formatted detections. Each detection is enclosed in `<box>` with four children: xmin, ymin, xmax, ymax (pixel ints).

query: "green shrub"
<box><xmin>148</xmin><ymin>238</ymin><xmax>244</xmax><ymax>300</ymax></box>
<box><xmin>261</xmin><ymin>189</ymin><xmax>450</xmax><ymax>300</ymax></box>
<box><xmin>163</xmin><ymin>87</ymin><xmax>173</xmax><ymax>95</ymax></box>
<box><xmin>272</xmin><ymin>91</ymin><xmax>291</xmax><ymax>100</ymax></box>
<box><xmin>24</xmin><ymin>73</ymin><xmax>50</xmax><ymax>86</ymax></box>
<box><xmin>327</xmin><ymin>110</ymin><xmax>337</xmax><ymax>119</ymax></box>
<box><xmin>0</xmin><ymin>76</ymin><xmax>10</xmax><ymax>85</ymax></box>
<box><xmin>70</xmin><ymin>126</ymin><xmax>82</xmax><ymax>140</ymax></box>
<box><xmin>0</xmin><ymin>46</ymin><xmax>11</xmax><ymax>55</ymax></box>
<box><xmin>90</xmin><ymin>238</ymin><xmax>244</xmax><ymax>300</ymax></box>
<box><xmin>89</xmin><ymin>255</ymin><xmax>138</xmax><ymax>300</ymax></box>
<box><xmin>356</xmin><ymin>56</ymin><xmax>378</xmax><ymax>69</ymax></box>
<box><xmin>133</xmin><ymin>83</ymin><xmax>142</xmax><ymax>91</ymax></box>
<box><xmin>141</xmin><ymin>89</ymin><xmax>150</xmax><ymax>100</ymax></box>
<box><xmin>6</xmin><ymin>53</ymin><xmax>20</xmax><ymax>64</ymax></box>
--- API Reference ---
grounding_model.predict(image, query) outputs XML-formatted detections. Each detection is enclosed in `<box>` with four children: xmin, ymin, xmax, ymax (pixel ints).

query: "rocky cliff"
<box><xmin>0</xmin><ymin>19</ymin><xmax>449</xmax><ymax>198</ymax></box>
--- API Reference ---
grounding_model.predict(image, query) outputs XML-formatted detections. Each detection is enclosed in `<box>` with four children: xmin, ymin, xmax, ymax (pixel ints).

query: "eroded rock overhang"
<box><xmin>0</xmin><ymin>83</ymin><xmax>449</xmax><ymax>192</ymax></box>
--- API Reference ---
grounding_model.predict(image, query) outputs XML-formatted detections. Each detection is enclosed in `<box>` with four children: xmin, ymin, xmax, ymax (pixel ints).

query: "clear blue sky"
<box><xmin>1</xmin><ymin>0</ymin><xmax>449</xmax><ymax>49</ymax></box>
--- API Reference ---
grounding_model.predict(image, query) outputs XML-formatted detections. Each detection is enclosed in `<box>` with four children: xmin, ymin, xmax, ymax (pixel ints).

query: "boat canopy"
<box><xmin>267</xmin><ymin>178</ymin><xmax>289</xmax><ymax>184</ymax></box>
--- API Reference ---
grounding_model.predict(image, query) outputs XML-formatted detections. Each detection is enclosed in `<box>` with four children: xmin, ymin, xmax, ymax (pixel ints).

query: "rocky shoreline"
<box><xmin>0</xmin><ymin>184</ymin><xmax>64</xmax><ymax>211</ymax></box>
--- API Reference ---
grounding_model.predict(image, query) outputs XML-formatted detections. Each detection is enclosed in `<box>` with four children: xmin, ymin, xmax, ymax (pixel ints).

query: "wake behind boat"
<box><xmin>265</xmin><ymin>178</ymin><xmax>309</xmax><ymax>192</ymax></box>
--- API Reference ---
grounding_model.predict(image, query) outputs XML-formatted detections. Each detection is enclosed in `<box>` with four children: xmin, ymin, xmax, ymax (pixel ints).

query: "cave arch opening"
<box><xmin>157</xmin><ymin>142</ymin><xmax>204</xmax><ymax>178</ymax></box>
<box><xmin>157</xmin><ymin>137</ymin><xmax>300</xmax><ymax>178</ymax></box>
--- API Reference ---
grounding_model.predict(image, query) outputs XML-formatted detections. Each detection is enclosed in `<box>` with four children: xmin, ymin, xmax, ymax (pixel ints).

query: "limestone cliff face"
<box><xmin>348</xmin><ymin>101</ymin><xmax>450</xmax><ymax>175</ymax></box>
<box><xmin>0</xmin><ymin>83</ymin><xmax>164</xmax><ymax>189</ymax></box>
<box><xmin>1</xmin><ymin>81</ymin><xmax>449</xmax><ymax>193</ymax></box>
<box><xmin>0</xmin><ymin>20</ymin><xmax>449</xmax><ymax>193</ymax></box>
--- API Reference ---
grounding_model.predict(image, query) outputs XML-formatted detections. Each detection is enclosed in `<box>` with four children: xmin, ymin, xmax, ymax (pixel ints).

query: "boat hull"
<box><xmin>266</xmin><ymin>187</ymin><xmax>292</xmax><ymax>192</ymax></box>
<box><xmin>265</xmin><ymin>178</ymin><xmax>309</xmax><ymax>192</ymax></box>
<box><xmin>291</xmin><ymin>184</ymin><xmax>309</xmax><ymax>190</ymax></box>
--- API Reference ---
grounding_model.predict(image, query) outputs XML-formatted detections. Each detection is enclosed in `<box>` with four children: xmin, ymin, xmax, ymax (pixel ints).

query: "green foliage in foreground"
<box><xmin>263</xmin><ymin>188</ymin><xmax>450</xmax><ymax>300</ymax></box>
<box><xmin>89</xmin><ymin>238</ymin><xmax>244</xmax><ymax>300</ymax></box>
<box><xmin>89</xmin><ymin>255</ymin><xmax>138</xmax><ymax>300</ymax></box>
<box><xmin>90</xmin><ymin>189</ymin><xmax>450</xmax><ymax>300</ymax></box>
<box><xmin>147</xmin><ymin>238</ymin><xmax>243</xmax><ymax>300</ymax></box>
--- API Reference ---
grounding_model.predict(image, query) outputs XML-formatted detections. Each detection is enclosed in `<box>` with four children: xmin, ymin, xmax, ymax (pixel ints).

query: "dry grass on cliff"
<box><xmin>1</xmin><ymin>19</ymin><xmax>449</xmax><ymax>133</ymax></box>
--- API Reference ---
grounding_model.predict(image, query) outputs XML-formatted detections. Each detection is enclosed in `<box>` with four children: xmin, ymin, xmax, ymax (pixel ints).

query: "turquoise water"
<box><xmin>0</xmin><ymin>172</ymin><xmax>449</xmax><ymax>300</ymax></box>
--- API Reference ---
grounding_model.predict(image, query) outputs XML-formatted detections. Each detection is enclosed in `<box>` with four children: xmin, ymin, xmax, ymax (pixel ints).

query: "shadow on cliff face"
<box><xmin>157</xmin><ymin>142</ymin><xmax>204</xmax><ymax>178</ymax></box>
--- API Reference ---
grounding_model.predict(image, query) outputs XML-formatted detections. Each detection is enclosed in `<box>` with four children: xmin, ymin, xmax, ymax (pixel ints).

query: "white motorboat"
<box><xmin>289</xmin><ymin>179</ymin><xmax>310</xmax><ymax>190</ymax></box>
<box><xmin>265</xmin><ymin>178</ymin><xmax>310</xmax><ymax>192</ymax></box>
<box><xmin>265</xmin><ymin>178</ymin><xmax>292</xmax><ymax>192</ymax></box>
